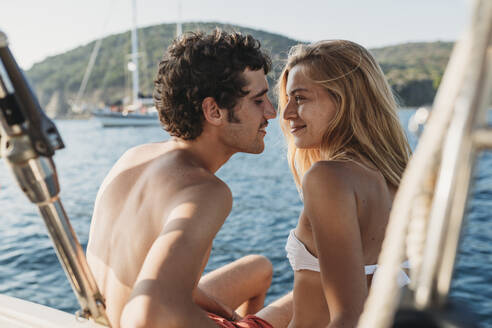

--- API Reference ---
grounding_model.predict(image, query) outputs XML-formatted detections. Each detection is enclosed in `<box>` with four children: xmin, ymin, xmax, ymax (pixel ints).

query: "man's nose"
<box><xmin>264</xmin><ymin>98</ymin><xmax>276</xmax><ymax>120</ymax></box>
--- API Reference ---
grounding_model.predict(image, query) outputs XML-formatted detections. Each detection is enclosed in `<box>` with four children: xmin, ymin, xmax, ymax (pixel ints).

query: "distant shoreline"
<box><xmin>25</xmin><ymin>22</ymin><xmax>452</xmax><ymax>118</ymax></box>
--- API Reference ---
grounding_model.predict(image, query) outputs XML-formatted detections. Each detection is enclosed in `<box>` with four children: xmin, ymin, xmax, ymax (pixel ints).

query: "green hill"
<box><xmin>24</xmin><ymin>22</ymin><xmax>453</xmax><ymax>117</ymax></box>
<box><xmin>370</xmin><ymin>41</ymin><xmax>453</xmax><ymax>106</ymax></box>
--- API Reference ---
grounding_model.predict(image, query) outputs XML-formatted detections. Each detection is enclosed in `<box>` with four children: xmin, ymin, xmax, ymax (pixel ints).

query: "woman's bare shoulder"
<box><xmin>301</xmin><ymin>161</ymin><xmax>359</xmax><ymax>236</ymax></box>
<box><xmin>302</xmin><ymin>160</ymin><xmax>357</xmax><ymax>192</ymax></box>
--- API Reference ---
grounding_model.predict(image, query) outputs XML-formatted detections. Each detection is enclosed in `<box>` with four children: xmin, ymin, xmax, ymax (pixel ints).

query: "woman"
<box><xmin>278</xmin><ymin>40</ymin><xmax>411</xmax><ymax>328</ymax></box>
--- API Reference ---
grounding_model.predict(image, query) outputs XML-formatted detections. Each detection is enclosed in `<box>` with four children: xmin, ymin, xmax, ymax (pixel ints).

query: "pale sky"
<box><xmin>1</xmin><ymin>0</ymin><xmax>471</xmax><ymax>70</ymax></box>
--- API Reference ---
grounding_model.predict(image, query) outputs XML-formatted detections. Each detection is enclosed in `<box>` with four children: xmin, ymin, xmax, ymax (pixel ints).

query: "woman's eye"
<box><xmin>255</xmin><ymin>99</ymin><xmax>264</xmax><ymax>105</ymax></box>
<box><xmin>294</xmin><ymin>95</ymin><xmax>304</xmax><ymax>103</ymax></box>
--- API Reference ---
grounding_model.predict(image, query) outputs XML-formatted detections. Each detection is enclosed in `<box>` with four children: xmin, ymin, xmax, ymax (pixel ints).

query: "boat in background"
<box><xmin>90</xmin><ymin>0</ymin><xmax>161</xmax><ymax>127</ymax></box>
<box><xmin>91</xmin><ymin>109</ymin><xmax>159</xmax><ymax>127</ymax></box>
<box><xmin>74</xmin><ymin>0</ymin><xmax>178</xmax><ymax>127</ymax></box>
<box><xmin>91</xmin><ymin>98</ymin><xmax>160</xmax><ymax>127</ymax></box>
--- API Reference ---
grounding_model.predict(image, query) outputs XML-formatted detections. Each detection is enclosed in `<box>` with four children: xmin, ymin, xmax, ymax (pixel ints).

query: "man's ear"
<box><xmin>202</xmin><ymin>97</ymin><xmax>224</xmax><ymax>126</ymax></box>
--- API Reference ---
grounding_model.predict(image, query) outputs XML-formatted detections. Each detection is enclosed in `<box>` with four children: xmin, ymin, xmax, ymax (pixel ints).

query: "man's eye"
<box><xmin>255</xmin><ymin>99</ymin><xmax>264</xmax><ymax>105</ymax></box>
<box><xmin>294</xmin><ymin>95</ymin><xmax>304</xmax><ymax>103</ymax></box>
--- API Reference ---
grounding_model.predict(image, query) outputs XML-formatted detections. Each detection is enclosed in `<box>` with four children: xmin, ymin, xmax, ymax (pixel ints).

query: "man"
<box><xmin>86</xmin><ymin>30</ymin><xmax>292</xmax><ymax>328</ymax></box>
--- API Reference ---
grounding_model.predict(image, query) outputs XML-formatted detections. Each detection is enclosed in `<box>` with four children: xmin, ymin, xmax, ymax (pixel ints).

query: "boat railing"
<box><xmin>0</xmin><ymin>31</ymin><xmax>111</xmax><ymax>326</ymax></box>
<box><xmin>358</xmin><ymin>0</ymin><xmax>491</xmax><ymax>326</ymax></box>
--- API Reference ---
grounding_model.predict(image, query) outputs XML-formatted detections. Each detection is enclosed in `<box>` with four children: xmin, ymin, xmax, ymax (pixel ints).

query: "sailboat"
<box><xmin>0</xmin><ymin>0</ymin><xmax>490</xmax><ymax>326</ymax></box>
<box><xmin>90</xmin><ymin>0</ymin><xmax>161</xmax><ymax>127</ymax></box>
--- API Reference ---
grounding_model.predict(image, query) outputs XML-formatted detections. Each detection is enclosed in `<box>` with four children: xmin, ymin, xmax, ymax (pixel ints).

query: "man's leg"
<box><xmin>255</xmin><ymin>292</ymin><xmax>293</xmax><ymax>328</ymax></box>
<box><xmin>199</xmin><ymin>254</ymin><xmax>273</xmax><ymax>316</ymax></box>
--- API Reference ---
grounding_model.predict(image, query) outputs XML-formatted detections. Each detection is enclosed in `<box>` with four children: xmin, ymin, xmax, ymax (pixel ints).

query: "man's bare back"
<box><xmin>87</xmin><ymin>141</ymin><xmax>229</xmax><ymax>325</ymax></box>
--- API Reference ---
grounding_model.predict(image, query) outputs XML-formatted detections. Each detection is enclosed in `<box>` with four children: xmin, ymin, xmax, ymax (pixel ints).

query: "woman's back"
<box><xmin>288</xmin><ymin>160</ymin><xmax>395</xmax><ymax>327</ymax></box>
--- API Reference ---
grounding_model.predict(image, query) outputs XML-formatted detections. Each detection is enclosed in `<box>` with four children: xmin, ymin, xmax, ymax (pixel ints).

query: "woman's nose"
<box><xmin>282</xmin><ymin>100</ymin><xmax>297</xmax><ymax>120</ymax></box>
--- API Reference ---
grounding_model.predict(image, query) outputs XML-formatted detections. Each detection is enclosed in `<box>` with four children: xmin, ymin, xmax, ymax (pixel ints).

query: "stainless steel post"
<box><xmin>0</xmin><ymin>30</ymin><xmax>110</xmax><ymax>326</ymax></box>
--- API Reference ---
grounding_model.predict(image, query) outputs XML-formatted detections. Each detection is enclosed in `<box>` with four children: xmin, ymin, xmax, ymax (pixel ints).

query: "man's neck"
<box><xmin>171</xmin><ymin>136</ymin><xmax>234</xmax><ymax>174</ymax></box>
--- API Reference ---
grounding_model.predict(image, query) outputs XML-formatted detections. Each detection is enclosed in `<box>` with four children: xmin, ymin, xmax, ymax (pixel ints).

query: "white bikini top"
<box><xmin>285</xmin><ymin>229</ymin><xmax>411</xmax><ymax>287</ymax></box>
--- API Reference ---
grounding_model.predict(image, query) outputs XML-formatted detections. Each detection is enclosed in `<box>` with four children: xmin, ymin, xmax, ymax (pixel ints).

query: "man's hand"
<box><xmin>193</xmin><ymin>287</ymin><xmax>243</xmax><ymax>321</ymax></box>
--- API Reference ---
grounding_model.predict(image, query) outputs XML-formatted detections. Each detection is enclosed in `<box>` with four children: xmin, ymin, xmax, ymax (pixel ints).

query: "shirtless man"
<box><xmin>86</xmin><ymin>30</ymin><xmax>292</xmax><ymax>328</ymax></box>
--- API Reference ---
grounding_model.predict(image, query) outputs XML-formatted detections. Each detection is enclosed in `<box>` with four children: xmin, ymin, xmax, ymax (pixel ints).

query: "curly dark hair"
<box><xmin>153</xmin><ymin>29</ymin><xmax>271</xmax><ymax>140</ymax></box>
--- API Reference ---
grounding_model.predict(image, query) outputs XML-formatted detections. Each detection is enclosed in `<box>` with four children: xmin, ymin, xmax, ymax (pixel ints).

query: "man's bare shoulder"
<box><xmin>148</xmin><ymin>148</ymin><xmax>224</xmax><ymax>183</ymax></box>
<box><xmin>145</xmin><ymin>149</ymin><xmax>233</xmax><ymax>230</ymax></box>
<box><xmin>112</xmin><ymin>142</ymin><xmax>216</xmax><ymax>182</ymax></box>
<box><xmin>98</xmin><ymin>142</ymin><xmax>231</xmax><ymax>208</ymax></box>
<box><xmin>114</xmin><ymin>142</ymin><xmax>171</xmax><ymax>168</ymax></box>
<box><xmin>128</xmin><ymin>145</ymin><xmax>232</xmax><ymax>207</ymax></box>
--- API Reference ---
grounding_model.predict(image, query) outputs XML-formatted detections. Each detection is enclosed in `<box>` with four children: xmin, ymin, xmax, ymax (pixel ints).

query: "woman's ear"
<box><xmin>202</xmin><ymin>97</ymin><xmax>224</xmax><ymax>126</ymax></box>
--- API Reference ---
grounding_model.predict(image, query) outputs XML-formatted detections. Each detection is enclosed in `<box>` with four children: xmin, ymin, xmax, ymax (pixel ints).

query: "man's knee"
<box><xmin>241</xmin><ymin>254</ymin><xmax>273</xmax><ymax>282</ymax></box>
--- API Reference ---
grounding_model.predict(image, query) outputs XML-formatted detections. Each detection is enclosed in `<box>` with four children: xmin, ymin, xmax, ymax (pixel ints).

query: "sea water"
<box><xmin>0</xmin><ymin>109</ymin><xmax>490</xmax><ymax>327</ymax></box>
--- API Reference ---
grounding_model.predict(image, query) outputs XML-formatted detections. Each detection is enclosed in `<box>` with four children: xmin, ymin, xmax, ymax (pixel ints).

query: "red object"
<box><xmin>207</xmin><ymin>313</ymin><xmax>273</xmax><ymax>328</ymax></box>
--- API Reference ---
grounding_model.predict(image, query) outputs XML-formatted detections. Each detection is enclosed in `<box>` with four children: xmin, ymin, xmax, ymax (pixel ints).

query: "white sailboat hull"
<box><xmin>92</xmin><ymin>110</ymin><xmax>160</xmax><ymax>127</ymax></box>
<box><xmin>0</xmin><ymin>294</ymin><xmax>105</xmax><ymax>328</ymax></box>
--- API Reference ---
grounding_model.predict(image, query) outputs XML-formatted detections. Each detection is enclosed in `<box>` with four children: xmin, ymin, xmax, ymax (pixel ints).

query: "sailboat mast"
<box><xmin>131</xmin><ymin>0</ymin><xmax>139</xmax><ymax>106</ymax></box>
<box><xmin>177</xmin><ymin>0</ymin><xmax>182</xmax><ymax>36</ymax></box>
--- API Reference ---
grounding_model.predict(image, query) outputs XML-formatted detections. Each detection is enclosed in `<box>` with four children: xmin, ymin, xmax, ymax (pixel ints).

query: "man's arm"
<box><xmin>190</xmin><ymin>245</ymin><xmax>239</xmax><ymax>320</ymax></box>
<box><xmin>193</xmin><ymin>287</ymin><xmax>240</xmax><ymax>321</ymax></box>
<box><xmin>120</xmin><ymin>178</ymin><xmax>232</xmax><ymax>328</ymax></box>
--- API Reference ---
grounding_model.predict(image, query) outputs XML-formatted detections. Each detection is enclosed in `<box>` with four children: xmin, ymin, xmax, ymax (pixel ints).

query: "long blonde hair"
<box><xmin>278</xmin><ymin>40</ymin><xmax>411</xmax><ymax>189</ymax></box>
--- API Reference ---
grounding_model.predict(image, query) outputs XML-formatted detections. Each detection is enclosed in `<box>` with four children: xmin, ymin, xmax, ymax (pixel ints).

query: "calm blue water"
<box><xmin>0</xmin><ymin>110</ymin><xmax>490</xmax><ymax>327</ymax></box>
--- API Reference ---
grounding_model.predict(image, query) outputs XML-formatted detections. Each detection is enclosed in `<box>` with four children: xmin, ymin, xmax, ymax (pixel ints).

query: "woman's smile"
<box><xmin>290</xmin><ymin>125</ymin><xmax>306</xmax><ymax>134</ymax></box>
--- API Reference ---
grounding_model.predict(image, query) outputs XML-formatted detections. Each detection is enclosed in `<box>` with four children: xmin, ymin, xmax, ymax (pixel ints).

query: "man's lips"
<box><xmin>259</xmin><ymin>122</ymin><xmax>268</xmax><ymax>133</ymax></box>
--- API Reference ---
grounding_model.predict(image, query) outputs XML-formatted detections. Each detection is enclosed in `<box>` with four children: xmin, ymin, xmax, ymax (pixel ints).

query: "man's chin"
<box><xmin>249</xmin><ymin>148</ymin><xmax>264</xmax><ymax>155</ymax></box>
<box><xmin>244</xmin><ymin>143</ymin><xmax>265</xmax><ymax>154</ymax></box>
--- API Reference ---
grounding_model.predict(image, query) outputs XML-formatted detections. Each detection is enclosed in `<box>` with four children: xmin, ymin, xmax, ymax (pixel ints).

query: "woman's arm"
<box><xmin>302</xmin><ymin>162</ymin><xmax>368</xmax><ymax>328</ymax></box>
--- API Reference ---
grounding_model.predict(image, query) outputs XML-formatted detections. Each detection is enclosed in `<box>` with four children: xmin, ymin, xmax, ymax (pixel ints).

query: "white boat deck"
<box><xmin>0</xmin><ymin>294</ymin><xmax>106</xmax><ymax>328</ymax></box>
